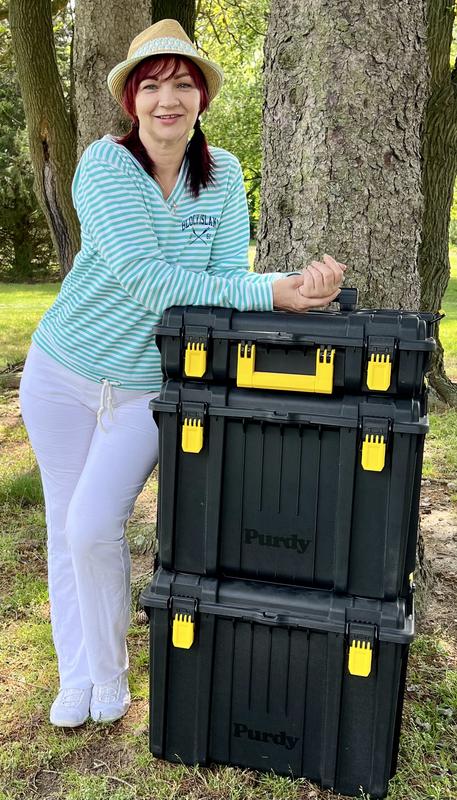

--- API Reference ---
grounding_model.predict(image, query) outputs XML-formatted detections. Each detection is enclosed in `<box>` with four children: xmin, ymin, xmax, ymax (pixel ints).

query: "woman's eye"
<box><xmin>177</xmin><ymin>82</ymin><xmax>192</xmax><ymax>89</ymax></box>
<box><xmin>144</xmin><ymin>84</ymin><xmax>158</xmax><ymax>91</ymax></box>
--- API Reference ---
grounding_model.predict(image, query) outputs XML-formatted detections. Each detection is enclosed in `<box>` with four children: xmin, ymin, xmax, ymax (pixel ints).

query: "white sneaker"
<box><xmin>50</xmin><ymin>687</ymin><xmax>92</xmax><ymax>728</ymax></box>
<box><xmin>90</xmin><ymin>671</ymin><xmax>131</xmax><ymax>723</ymax></box>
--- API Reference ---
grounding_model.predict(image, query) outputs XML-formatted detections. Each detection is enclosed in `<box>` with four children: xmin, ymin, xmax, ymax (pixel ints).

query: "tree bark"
<box><xmin>0</xmin><ymin>0</ymin><xmax>67</xmax><ymax>21</ymax></box>
<box><xmin>151</xmin><ymin>0</ymin><xmax>196</xmax><ymax>37</ymax></box>
<box><xmin>257</xmin><ymin>0</ymin><xmax>428</xmax><ymax>311</ymax></box>
<box><xmin>9</xmin><ymin>0</ymin><xmax>80</xmax><ymax>277</ymax></box>
<box><xmin>258</xmin><ymin>0</ymin><xmax>430</xmax><ymax>589</ymax></box>
<box><xmin>418</xmin><ymin>0</ymin><xmax>457</xmax><ymax>405</ymax></box>
<box><xmin>74</xmin><ymin>0</ymin><xmax>152</xmax><ymax>156</ymax></box>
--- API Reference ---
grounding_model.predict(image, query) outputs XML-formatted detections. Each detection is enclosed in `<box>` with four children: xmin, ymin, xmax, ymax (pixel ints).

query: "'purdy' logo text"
<box><xmin>233</xmin><ymin>723</ymin><xmax>299</xmax><ymax>751</ymax></box>
<box><xmin>244</xmin><ymin>528</ymin><xmax>311</xmax><ymax>555</ymax></box>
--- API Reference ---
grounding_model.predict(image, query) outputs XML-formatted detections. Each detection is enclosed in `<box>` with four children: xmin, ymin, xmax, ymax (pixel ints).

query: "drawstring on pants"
<box><xmin>97</xmin><ymin>379</ymin><xmax>118</xmax><ymax>431</ymax></box>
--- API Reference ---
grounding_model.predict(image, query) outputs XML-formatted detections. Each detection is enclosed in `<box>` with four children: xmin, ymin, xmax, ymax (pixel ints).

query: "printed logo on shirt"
<box><xmin>182</xmin><ymin>214</ymin><xmax>219</xmax><ymax>245</ymax></box>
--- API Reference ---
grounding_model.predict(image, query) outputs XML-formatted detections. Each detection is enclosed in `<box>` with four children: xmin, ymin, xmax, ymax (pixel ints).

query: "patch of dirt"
<box><xmin>420</xmin><ymin>479</ymin><xmax>457</xmax><ymax>638</ymax></box>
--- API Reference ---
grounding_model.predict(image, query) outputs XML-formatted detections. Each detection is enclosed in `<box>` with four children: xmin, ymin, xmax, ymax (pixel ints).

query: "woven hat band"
<box><xmin>131</xmin><ymin>37</ymin><xmax>198</xmax><ymax>61</ymax></box>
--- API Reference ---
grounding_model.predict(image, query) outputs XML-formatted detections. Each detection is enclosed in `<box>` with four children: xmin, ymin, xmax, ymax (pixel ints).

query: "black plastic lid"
<box><xmin>151</xmin><ymin>381</ymin><xmax>429</xmax><ymax>434</ymax></box>
<box><xmin>140</xmin><ymin>568</ymin><xmax>414</xmax><ymax>644</ymax></box>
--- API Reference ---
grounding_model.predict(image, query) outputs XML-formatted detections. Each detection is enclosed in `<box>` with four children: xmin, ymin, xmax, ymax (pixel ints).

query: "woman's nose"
<box><xmin>158</xmin><ymin>84</ymin><xmax>179</xmax><ymax>106</ymax></box>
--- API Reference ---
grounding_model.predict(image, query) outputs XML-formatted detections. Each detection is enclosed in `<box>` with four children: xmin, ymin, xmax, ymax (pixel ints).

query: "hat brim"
<box><xmin>107</xmin><ymin>50</ymin><xmax>224</xmax><ymax>106</ymax></box>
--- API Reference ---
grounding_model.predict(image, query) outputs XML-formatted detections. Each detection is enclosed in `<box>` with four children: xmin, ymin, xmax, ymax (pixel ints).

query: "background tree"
<box><xmin>257</xmin><ymin>0</ymin><xmax>428</xmax><ymax>313</ymax></box>
<box><xmin>151</xmin><ymin>0</ymin><xmax>196</xmax><ymax>33</ymax></box>
<box><xmin>8</xmin><ymin>0</ymin><xmax>79</xmax><ymax>276</ymax></box>
<box><xmin>257</xmin><ymin>0</ymin><xmax>431</xmax><ymax>584</ymax></box>
<box><xmin>418</xmin><ymin>1</ymin><xmax>457</xmax><ymax>405</ymax></box>
<box><xmin>0</xmin><ymin>19</ymin><xmax>55</xmax><ymax>280</ymax></box>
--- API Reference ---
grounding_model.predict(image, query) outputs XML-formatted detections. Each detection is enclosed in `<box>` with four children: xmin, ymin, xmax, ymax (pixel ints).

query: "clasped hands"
<box><xmin>272</xmin><ymin>254</ymin><xmax>347</xmax><ymax>312</ymax></box>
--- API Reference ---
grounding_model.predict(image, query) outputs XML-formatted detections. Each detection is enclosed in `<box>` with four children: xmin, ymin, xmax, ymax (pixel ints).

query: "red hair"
<box><xmin>115</xmin><ymin>55</ymin><xmax>215</xmax><ymax>197</ymax></box>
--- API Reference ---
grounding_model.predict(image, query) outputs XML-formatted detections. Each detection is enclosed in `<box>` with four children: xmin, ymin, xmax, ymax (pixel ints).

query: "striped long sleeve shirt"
<box><xmin>33</xmin><ymin>136</ymin><xmax>280</xmax><ymax>391</ymax></box>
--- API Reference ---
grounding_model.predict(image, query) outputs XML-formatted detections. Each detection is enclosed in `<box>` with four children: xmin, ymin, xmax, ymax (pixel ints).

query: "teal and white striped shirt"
<box><xmin>33</xmin><ymin>136</ymin><xmax>279</xmax><ymax>390</ymax></box>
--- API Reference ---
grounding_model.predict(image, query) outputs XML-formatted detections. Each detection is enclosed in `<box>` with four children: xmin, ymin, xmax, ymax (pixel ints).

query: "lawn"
<box><xmin>0</xmin><ymin>256</ymin><xmax>456</xmax><ymax>800</ymax></box>
<box><xmin>0</xmin><ymin>283</ymin><xmax>61</xmax><ymax>371</ymax></box>
<box><xmin>443</xmin><ymin>248</ymin><xmax>457</xmax><ymax>380</ymax></box>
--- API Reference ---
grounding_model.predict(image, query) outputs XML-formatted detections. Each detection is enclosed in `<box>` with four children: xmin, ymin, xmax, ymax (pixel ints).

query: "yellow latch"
<box><xmin>237</xmin><ymin>344</ymin><xmax>335</xmax><ymax>394</ymax></box>
<box><xmin>361</xmin><ymin>434</ymin><xmax>386</xmax><ymax>472</ymax></box>
<box><xmin>184</xmin><ymin>342</ymin><xmax>207</xmax><ymax>378</ymax></box>
<box><xmin>348</xmin><ymin>640</ymin><xmax>373</xmax><ymax>677</ymax></box>
<box><xmin>366</xmin><ymin>353</ymin><xmax>392</xmax><ymax>391</ymax></box>
<box><xmin>182</xmin><ymin>418</ymin><xmax>204</xmax><ymax>453</ymax></box>
<box><xmin>172</xmin><ymin>613</ymin><xmax>195</xmax><ymax>649</ymax></box>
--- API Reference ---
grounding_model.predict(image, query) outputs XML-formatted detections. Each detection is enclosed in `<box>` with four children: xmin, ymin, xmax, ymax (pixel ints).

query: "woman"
<box><xmin>19</xmin><ymin>19</ymin><xmax>346</xmax><ymax>728</ymax></box>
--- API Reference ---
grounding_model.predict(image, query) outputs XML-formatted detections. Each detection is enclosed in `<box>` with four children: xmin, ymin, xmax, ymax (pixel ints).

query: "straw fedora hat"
<box><xmin>107</xmin><ymin>19</ymin><xmax>224</xmax><ymax>105</ymax></box>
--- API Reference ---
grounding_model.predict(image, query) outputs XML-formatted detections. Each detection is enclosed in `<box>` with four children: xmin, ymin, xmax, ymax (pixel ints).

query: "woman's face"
<box><xmin>135</xmin><ymin>60</ymin><xmax>201</xmax><ymax>147</ymax></box>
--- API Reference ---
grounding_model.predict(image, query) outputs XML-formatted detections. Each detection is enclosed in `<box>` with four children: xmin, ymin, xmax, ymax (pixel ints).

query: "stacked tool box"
<box><xmin>141</xmin><ymin>288</ymin><xmax>438</xmax><ymax>798</ymax></box>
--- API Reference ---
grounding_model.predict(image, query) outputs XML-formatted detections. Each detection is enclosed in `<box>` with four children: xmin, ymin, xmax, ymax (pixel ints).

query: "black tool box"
<box><xmin>140</xmin><ymin>568</ymin><xmax>413</xmax><ymax>799</ymax></box>
<box><xmin>154</xmin><ymin>291</ymin><xmax>438</xmax><ymax>397</ymax></box>
<box><xmin>151</xmin><ymin>381</ymin><xmax>427</xmax><ymax>599</ymax></box>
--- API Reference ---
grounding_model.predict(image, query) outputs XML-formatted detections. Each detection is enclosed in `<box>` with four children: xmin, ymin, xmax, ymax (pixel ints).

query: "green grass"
<box><xmin>442</xmin><ymin>249</ymin><xmax>457</xmax><ymax>379</ymax></box>
<box><xmin>0</xmin><ymin>283</ymin><xmax>60</xmax><ymax>370</ymax></box>
<box><xmin>423</xmin><ymin>409</ymin><xmax>457</xmax><ymax>479</ymax></box>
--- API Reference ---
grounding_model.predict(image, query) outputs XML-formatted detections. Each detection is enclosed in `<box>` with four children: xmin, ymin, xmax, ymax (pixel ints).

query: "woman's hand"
<box><xmin>272</xmin><ymin>254</ymin><xmax>347</xmax><ymax>312</ymax></box>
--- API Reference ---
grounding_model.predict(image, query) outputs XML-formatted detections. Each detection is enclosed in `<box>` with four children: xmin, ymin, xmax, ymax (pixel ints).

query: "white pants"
<box><xmin>19</xmin><ymin>343</ymin><xmax>159</xmax><ymax>688</ymax></box>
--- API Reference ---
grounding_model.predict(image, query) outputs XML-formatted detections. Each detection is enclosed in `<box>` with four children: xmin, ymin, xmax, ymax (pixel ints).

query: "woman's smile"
<box><xmin>154</xmin><ymin>113</ymin><xmax>184</xmax><ymax>124</ymax></box>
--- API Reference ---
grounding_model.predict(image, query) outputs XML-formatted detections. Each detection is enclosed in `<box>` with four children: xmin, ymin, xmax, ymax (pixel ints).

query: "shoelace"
<box><xmin>58</xmin><ymin>688</ymin><xmax>86</xmax><ymax>707</ymax></box>
<box><xmin>96</xmin><ymin>378</ymin><xmax>119</xmax><ymax>432</ymax></box>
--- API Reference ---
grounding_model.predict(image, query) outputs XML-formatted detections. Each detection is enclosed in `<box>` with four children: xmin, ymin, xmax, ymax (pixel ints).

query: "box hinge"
<box><xmin>170</xmin><ymin>596</ymin><xmax>198</xmax><ymax>650</ymax></box>
<box><xmin>347</xmin><ymin>621</ymin><xmax>376</xmax><ymax>678</ymax></box>
<box><xmin>181</xmin><ymin>402</ymin><xmax>206</xmax><ymax>454</ymax></box>
<box><xmin>366</xmin><ymin>337</ymin><xmax>395</xmax><ymax>391</ymax></box>
<box><xmin>184</xmin><ymin>329</ymin><xmax>209</xmax><ymax>378</ymax></box>
<box><xmin>361</xmin><ymin>417</ymin><xmax>390</xmax><ymax>472</ymax></box>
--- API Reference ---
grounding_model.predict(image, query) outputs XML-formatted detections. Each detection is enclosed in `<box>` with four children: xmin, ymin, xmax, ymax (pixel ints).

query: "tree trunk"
<box><xmin>0</xmin><ymin>0</ymin><xmax>67</xmax><ymax>21</ymax></box>
<box><xmin>74</xmin><ymin>0</ymin><xmax>152</xmax><ymax>156</ymax></box>
<box><xmin>418</xmin><ymin>0</ymin><xmax>457</xmax><ymax>405</ymax></box>
<box><xmin>151</xmin><ymin>0</ymin><xmax>196</xmax><ymax>37</ymax></box>
<box><xmin>9</xmin><ymin>0</ymin><xmax>80</xmax><ymax>277</ymax></box>
<box><xmin>12</xmin><ymin>216</ymin><xmax>34</xmax><ymax>281</ymax></box>
<box><xmin>257</xmin><ymin>0</ymin><xmax>428</xmax><ymax>312</ymax></box>
<box><xmin>258</xmin><ymin>0</ymin><xmax>430</xmax><ymax>588</ymax></box>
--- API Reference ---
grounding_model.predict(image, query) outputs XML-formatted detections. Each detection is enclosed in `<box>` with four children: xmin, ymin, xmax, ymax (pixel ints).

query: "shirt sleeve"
<box><xmin>206</xmin><ymin>159</ymin><xmax>283</xmax><ymax>287</ymax></box>
<box><xmin>73</xmin><ymin>152</ymin><xmax>275</xmax><ymax>316</ymax></box>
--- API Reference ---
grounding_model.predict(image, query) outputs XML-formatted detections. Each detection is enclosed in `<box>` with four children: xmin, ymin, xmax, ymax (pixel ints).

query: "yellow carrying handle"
<box><xmin>236</xmin><ymin>344</ymin><xmax>335</xmax><ymax>394</ymax></box>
